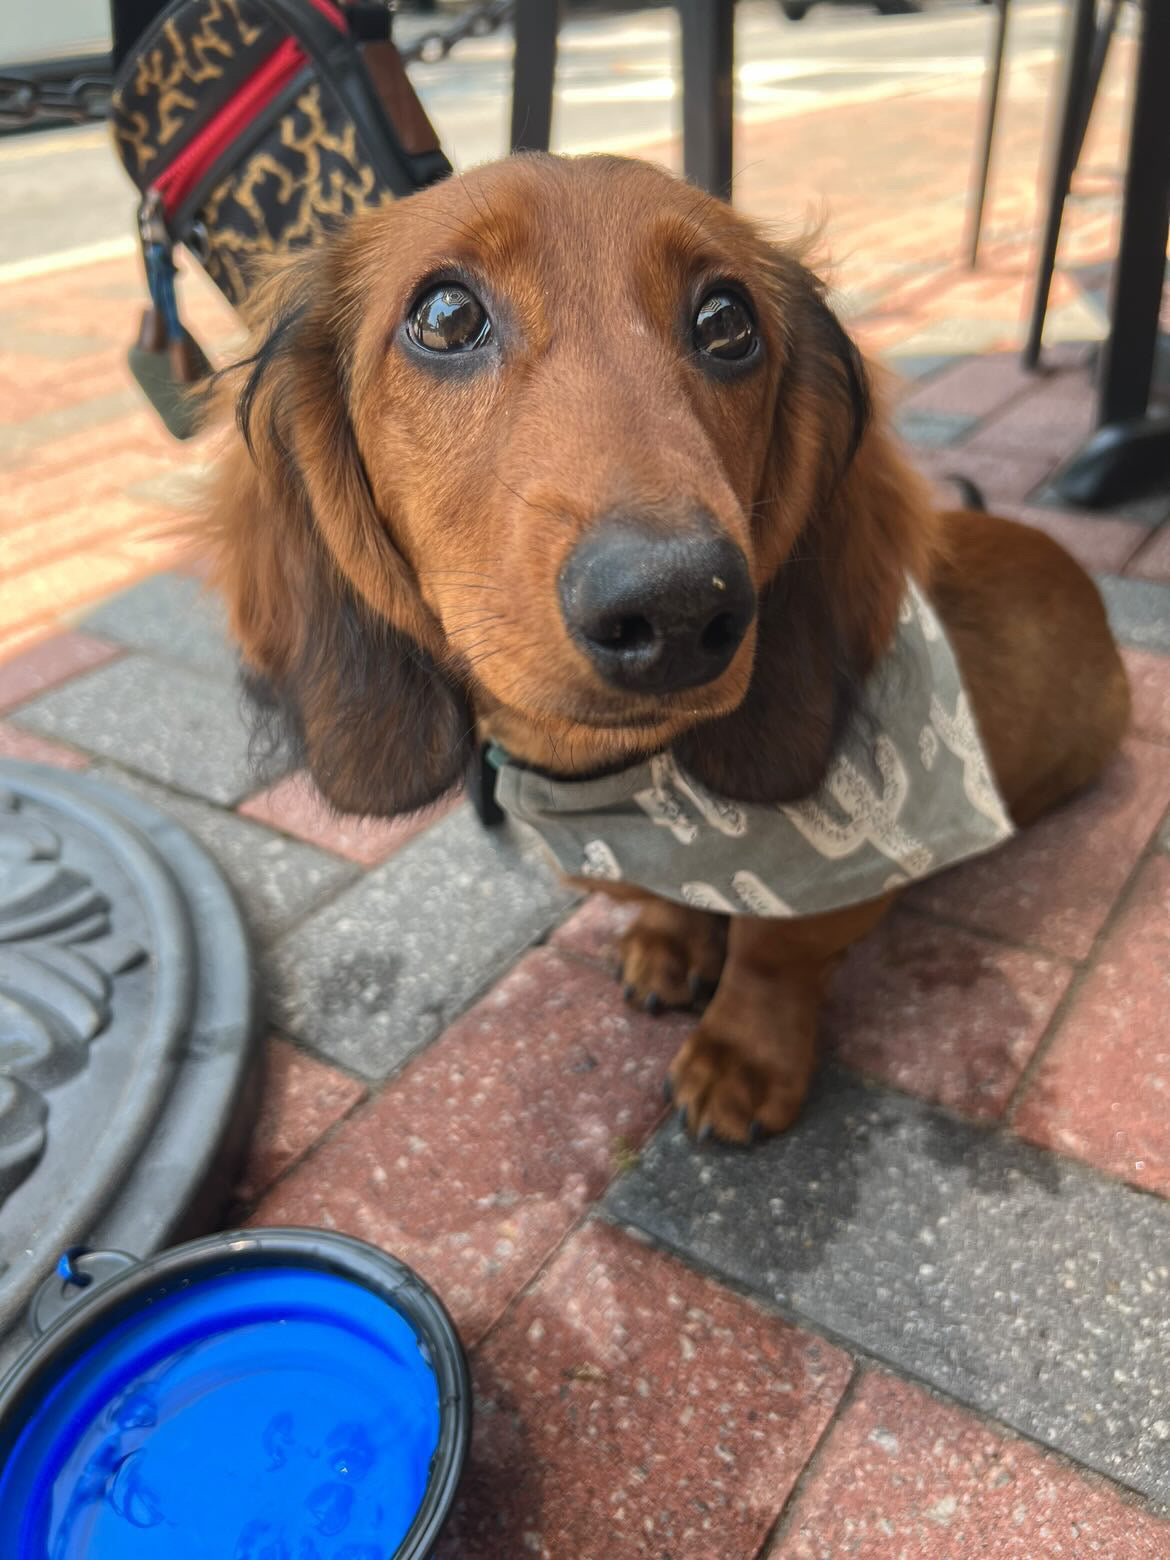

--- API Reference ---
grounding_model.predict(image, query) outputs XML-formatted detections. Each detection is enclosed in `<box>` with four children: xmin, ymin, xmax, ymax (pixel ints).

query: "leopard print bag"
<box><xmin>110</xmin><ymin>0</ymin><xmax>450</xmax><ymax>432</ymax></box>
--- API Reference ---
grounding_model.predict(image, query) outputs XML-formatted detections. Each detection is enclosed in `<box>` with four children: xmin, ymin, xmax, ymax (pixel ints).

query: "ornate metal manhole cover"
<box><xmin>0</xmin><ymin>761</ymin><xmax>257</xmax><ymax>1372</ymax></box>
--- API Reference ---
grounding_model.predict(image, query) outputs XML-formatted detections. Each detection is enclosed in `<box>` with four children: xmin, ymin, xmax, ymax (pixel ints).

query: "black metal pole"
<box><xmin>110</xmin><ymin>0</ymin><xmax>168</xmax><ymax>68</ymax></box>
<box><xmin>679</xmin><ymin>0</ymin><xmax>735</xmax><ymax>200</ymax></box>
<box><xmin>510</xmin><ymin>0</ymin><xmax>561</xmax><ymax>153</ymax></box>
<box><xmin>1070</xmin><ymin>0</ymin><xmax>1122</xmax><ymax>172</ymax></box>
<box><xmin>964</xmin><ymin>0</ymin><xmax>1010</xmax><ymax>268</ymax></box>
<box><xmin>1096</xmin><ymin>0</ymin><xmax>1170</xmax><ymax>426</ymax></box>
<box><xmin>1021</xmin><ymin>0</ymin><xmax>1095</xmax><ymax>368</ymax></box>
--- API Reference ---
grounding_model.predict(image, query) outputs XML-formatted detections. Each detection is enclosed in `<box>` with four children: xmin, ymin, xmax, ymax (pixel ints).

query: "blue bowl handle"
<box><xmin>30</xmin><ymin>1249</ymin><xmax>138</xmax><ymax>1340</ymax></box>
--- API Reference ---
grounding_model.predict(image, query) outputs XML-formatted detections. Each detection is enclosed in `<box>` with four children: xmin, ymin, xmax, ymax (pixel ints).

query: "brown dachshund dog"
<box><xmin>205</xmin><ymin>154</ymin><xmax>1129</xmax><ymax>1143</ymax></box>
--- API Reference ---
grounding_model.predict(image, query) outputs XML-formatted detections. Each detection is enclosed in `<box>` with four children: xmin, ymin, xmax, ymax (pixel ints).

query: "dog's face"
<box><xmin>213</xmin><ymin>155</ymin><xmax>936</xmax><ymax>816</ymax></box>
<box><xmin>345</xmin><ymin>156</ymin><xmax>799</xmax><ymax>748</ymax></box>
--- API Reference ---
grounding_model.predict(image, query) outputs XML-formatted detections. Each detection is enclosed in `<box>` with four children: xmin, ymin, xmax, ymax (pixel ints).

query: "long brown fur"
<box><xmin>204</xmin><ymin>153</ymin><xmax>1130</xmax><ymax>1142</ymax></box>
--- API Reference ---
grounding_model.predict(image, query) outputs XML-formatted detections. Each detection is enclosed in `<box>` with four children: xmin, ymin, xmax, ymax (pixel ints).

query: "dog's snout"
<box><xmin>558</xmin><ymin>518</ymin><xmax>756</xmax><ymax>694</ymax></box>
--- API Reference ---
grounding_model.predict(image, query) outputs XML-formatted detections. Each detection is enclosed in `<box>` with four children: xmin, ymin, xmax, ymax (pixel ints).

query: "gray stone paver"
<box><xmin>607</xmin><ymin>1070</ymin><xmax>1170</xmax><ymax>1504</ymax></box>
<box><xmin>12</xmin><ymin>653</ymin><xmax>259</xmax><ymax>804</ymax></box>
<box><xmin>81</xmin><ymin>572</ymin><xmax>239</xmax><ymax>681</ymax></box>
<box><xmin>267</xmin><ymin>804</ymin><xmax>578</xmax><ymax>1078</ymax></box>
<box><xmin>894</xmin><ymin>409</ymin><xmax>979</xmax><ymax>448</ymax></box>
<box><xmin>88</xmin><ymin>762</ymin><xmax>357</xmax><ymax>942</ymax></box>
<box><xmin>1097</xmin><ymin>575</ymin><xmax>1170</xmax><ymax>655</ymax></box>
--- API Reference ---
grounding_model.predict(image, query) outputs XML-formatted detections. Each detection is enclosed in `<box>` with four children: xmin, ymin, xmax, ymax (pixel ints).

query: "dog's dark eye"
<box><xmin>409</xmin><ymin>285</ymin><xmax>490</xmax><ymax>352</ymax></box>
<box><xmin>694</xmin><ymin>291</ymin><xmax>756</xmax><ymax>361</ymax></box>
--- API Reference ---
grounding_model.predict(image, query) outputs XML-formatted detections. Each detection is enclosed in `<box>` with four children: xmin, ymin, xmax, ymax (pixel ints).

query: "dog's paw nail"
<box><xmin>696</xmin><ymin>1122</ymin><xmax>714</xmax><ymax>1145</ymax></box>
<box><xmin>662</xmin><ymin>1075</ymin><xmax>674</xmax><ymax>1103</ymax></box>
<box><xmin>688</xmin><ymin>975</ymin><xmax>716</xmax><ymax>1010</ymax></box>
<box><xmin>644</xmin><ymin>992</ymin><xmax>663</xmax><ymax>1015</ymax></box>
<box><xmin>622</xmin><ymin>982</ymin><xmax>636</xmax><ymax>1003</ymax></box>
<box><xmin>676</xmin><ymin>1106</ymin><xmax>689</xmax><ymax>1133</ymax></box>
<box><xmin>748</xmin><ymin>1120</ymin><xmax>764</xmax><ymax>1145</ymax></box>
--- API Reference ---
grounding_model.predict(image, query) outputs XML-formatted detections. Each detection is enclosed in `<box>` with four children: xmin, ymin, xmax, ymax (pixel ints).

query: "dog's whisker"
<box><xmin>460</xmin><ymin>634</ymin><xmax>546</xmax><ymax>676</ymax></box>
<box><xmin>452</xmin><ymin>167</ymin><xmax>496</xmax><ymax>240</ymax></box>
<box><xmin>446</xmin><ymin>630</ymin><xmax>506</xmax><ymax>649</ymax></box>
<box><xmin>422</xmin><ymin>566</ymin><xmax>509</xmax><ymax>586</ymax></box>
<box><xmin>458</xmin><ymin>645</ymin><xmax>506</xmax><ymax>668</ymax></box>
<box><xmin>451</xmin><ymin>636</ymin><xmax>501</xmax><ymax>661</ymax></box>
<box><xmin>444</xmin><ymin>611</ymin><xmax>506</xmax><ymax>632</ymax></box>
<box><xmin>395</xmin><ymin>209</ymin><xmax>482</xmax><ymax>246</ymax></box>
<box><xmin>491</xmin><ymin>471</ymin><xmax>564</xmax><ymax>520</ymax></box>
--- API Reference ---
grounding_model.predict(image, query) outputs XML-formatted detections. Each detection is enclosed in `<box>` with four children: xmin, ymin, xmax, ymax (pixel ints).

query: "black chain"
<box><xmin>399</xmin><ymin>1</ymin><xmax>516</xmax><ymax>66</ymax></box>
<box><xmin>0</xmin><ymin>72</ymin><xmax>113</xmax><ymax>127</ymax></box>
<box><xmin>0</xmin><ymin>1</ymin><xmax>516</xmax><ymax>127</ymax></box>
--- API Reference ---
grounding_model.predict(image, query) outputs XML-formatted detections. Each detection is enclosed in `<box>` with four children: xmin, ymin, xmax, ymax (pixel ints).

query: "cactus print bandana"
<box><xmin>490</xmin><ymin>582</ymin><xmax>1014</xmax><ymax>918</ymax></box>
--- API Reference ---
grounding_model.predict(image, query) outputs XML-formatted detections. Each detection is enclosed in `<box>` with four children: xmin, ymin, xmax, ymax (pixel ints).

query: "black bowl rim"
<box><xmin>0</xmin><ymin>1227</ymin><xmax>472</xmax><ymax>1560</ymax></box>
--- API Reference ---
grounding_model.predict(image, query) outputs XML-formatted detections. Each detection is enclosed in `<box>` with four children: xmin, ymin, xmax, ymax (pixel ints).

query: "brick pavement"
<box><xmin>4</xmin><ymin>22</ymin><xmax>1170</xmax><ymax>1556</ymax></box>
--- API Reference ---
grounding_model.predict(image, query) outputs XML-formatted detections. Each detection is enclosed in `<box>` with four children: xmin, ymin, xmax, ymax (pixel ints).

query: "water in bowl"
<box><xmin>0</xmin><ymin>1265</ymin><xmax>441</xmax><ymax>1559</ymax></box>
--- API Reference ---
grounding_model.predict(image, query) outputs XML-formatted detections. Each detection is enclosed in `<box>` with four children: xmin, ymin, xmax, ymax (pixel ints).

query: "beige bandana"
<box><xmin>492</xmin><ymin>582</ymin><xmax>1013</xmax><ymax>918</ymax></box>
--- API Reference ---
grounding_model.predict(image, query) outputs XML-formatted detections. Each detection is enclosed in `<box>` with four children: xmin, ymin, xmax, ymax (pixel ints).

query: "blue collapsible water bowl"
<box><xmin>0</xmin><ymin>1229</ymin><xmax>470</xmax><ymax>1560</ymax></box>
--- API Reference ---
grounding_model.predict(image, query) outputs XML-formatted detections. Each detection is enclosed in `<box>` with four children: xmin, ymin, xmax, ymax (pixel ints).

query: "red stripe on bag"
<box><xmin>151</xmin><ymin>33</ymin><xmax>317</xmax><ymax>217</ymax></box>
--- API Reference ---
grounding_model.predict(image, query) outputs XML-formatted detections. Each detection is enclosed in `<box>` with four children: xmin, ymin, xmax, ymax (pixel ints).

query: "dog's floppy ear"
<box><xmin>676</xmin><ymin>256</ymin><xmax>940</xmax><ymax>803</ymax></box>
<box><xmin>205</xmin><ymin>242</ymin><xmax>471</xmax><ymax>817</ymax></box>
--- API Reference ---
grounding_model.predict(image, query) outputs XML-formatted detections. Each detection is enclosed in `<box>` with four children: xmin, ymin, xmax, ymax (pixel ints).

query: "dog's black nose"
<box><xmin>558</xmin><ymin>519</ymin><xmax>756</xmax><ymax>694</ymax></box>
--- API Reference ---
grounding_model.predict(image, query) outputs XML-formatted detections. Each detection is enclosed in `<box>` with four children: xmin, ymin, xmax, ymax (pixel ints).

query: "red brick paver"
<box><xmin>1003</xmin><ymin>505</ymin><xmax>1147</xmax><ymax>575</ymax></box>
<box><xmin>251</xmin><ymin>950</ymin><xmax>690</xmax><ymax>1343</ymax></box>
<box><xmin>0</xmin><ymin>542</ymin><xmax>179</xmax><ymax>660</ymax></box>
<box><xmin>914</xmin><ymin>444</ymin><xmax>1062</xmax><ymax>508</ymax></box>
<box><xmin>774</xmin><ymin>1371</ymin><xmax>1170</xmax><ymax>1559</ymax></box>
<box><xmin>0</xmin><ymin>721</ymin><xmax>88</xmax><ymax>770</ymax></box>
<box><xmin>238</xmin><ymin>770</ymin><xmax>457</xmax><ymax>866</ymax></box>
<box><xmin>899</xmin><ymin>355</ymin><xmax>1037</xmax><ymax>422</ymax></box>
<box><xmin>1014</xmin><ymin>855</ymin><xmax>1170</xmax><ymax>1196</ymax></box>
<box><xmin>961</xmin><ymin>375</ymin><xmax>1096</xmax><ymax>464</ymax></box>
<box><xmin>912</xmin><ymin>741</ymin><xmax>1170</xmax><ymax>961</ymax></box>
<box><xmin>0</xmin><ymin>631</ymin><xmax>120</xmax><ymax>714</ymax></box>
<box><xmin>234</xmin><ymin>1036</ymin><xmax>367</xmax><ymax>1204</ymax></box>
<box><xmin>1124</xmin><ymin>650</ymin><xmax>1170</xmax><ymax>743</ymax></box>
<box><xmin>825</xmin><ymin>910</ymin><xmax>1073</xmax><ymax>1120</ymax></box>
<box><xmin>439</xmin><ymin>1220</ymin><xmax>852</xmax><ymax>1560</ymax></box>
<box><xmin>1127</xmin><ymin>526</ymin><xmax>1170</xmax><ymax>583</ymax></box>
<box><xmin>0</xmin><ymin>256</ymin><xmax>237</xmax><ymax>660</ymax></box>
<box><xmin>550</xmin><ymin>893</ymin><xmax>642</xmax><ymax>968</ymax></box>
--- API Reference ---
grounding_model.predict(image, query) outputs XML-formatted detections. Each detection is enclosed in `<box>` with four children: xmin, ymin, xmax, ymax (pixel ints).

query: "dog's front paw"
<box><xmin>619</xmin><ymin>908</ymin><xmax>726</xmax><ymax>1014</ymax></box>
<box><xmin>667</xmin><ymin>1026</ymin><xmax>812</xmax><ymax>1143</ymax></box>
